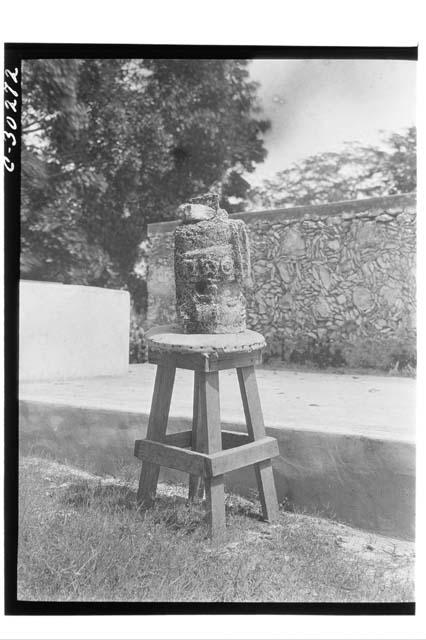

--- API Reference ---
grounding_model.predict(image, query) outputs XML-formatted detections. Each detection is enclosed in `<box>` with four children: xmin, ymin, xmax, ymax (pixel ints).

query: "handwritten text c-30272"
<box><xmin>4</xmin><ymin>67</ymin><xmax>19</xmax><ymax>173</ymax></box>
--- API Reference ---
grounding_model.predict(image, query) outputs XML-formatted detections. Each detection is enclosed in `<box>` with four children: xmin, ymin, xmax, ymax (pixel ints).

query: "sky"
<box><xmin>248</xmin><ymin>59</ymin><xmax>416</xmax><ymax>184</ymax></box>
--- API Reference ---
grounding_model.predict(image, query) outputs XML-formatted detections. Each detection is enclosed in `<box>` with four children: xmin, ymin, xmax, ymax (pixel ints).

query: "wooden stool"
<box><xmin>134</xmin><ymin>324</ymin><xmax>280</xmax><ymax>539</ymax></box>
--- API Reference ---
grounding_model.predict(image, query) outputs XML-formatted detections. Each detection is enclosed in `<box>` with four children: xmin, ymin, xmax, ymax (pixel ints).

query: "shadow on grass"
<box><xmin>225</xmin><ymin>495</ymin><xmax>263</xmax><ymax>522</ymax></box>
<box><xmin>59</xmin><ymin>481</ymin><xmax>207</xmax><ymax>534</ymax></box>
<box><xmin>59</xmin><ymin>479</ymin><xmax>264</xmax><ymax>536</ymax></box>
<box><xmin>61</xmin><ymin>481</ymin><xmax>138</xmax><ymax>511</ymax></box>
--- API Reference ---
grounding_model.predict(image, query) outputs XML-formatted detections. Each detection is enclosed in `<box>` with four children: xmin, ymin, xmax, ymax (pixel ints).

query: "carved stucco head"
<box><xmin>174</xmin><ymin>192</ymin><xmax>251</xmax><ymax>333</ymax></box>
<box><xmin>177</xmin><ymin>192</ymin><xmax>228</xmax><ymax>224</ymax></box>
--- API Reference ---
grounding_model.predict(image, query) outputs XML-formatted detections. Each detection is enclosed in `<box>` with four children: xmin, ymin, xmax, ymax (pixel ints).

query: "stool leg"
<box><xmin>198</xmin><ymin>371</ymin><xmax>225</xmax><ymax>539</ymax></box>
<box><xmin>137</xmin><ymin>364</ymin><xmax>176</xmax><ymax>509</ymax></box>
<box><xmin>237</xmin><ymin>366</ymin><xmax>279</xmax><ymax>523</ymax></box>
<box><xmin>188</xmin><ymin>371</ymin><xmax>204</xmax><ymax>501</ymax></box>
<box><xmin>205</xmin><ymin>475</ymin><xmax>225</xmax><ymax>540</ymax></box>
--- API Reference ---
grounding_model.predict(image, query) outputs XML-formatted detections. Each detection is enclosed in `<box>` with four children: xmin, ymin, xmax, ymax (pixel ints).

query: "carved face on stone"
<box><xmin>174</xmin><ymin>193</ymin><xmax>251</xmax><ymax>334</ymax></box>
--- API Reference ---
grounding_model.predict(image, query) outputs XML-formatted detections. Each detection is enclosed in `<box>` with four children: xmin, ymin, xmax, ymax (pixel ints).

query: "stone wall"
<box><xmin>147</xmin><ymin>193</ymin><xmax>416</xmax><ymax>369</ymax></box>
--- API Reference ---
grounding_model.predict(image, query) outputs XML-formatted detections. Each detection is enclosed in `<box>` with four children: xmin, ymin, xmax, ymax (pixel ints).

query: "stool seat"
<box><xmin>146</xmin><ymin>324</ymin><xmax>266</xmax><ymax>355</ymax></box>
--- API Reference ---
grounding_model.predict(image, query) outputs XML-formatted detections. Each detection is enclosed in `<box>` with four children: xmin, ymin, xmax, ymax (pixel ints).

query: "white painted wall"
<box><xmin>19</xmin><ymin>281</ymin><xmax>130</xmax><ymax>381</ymax></box>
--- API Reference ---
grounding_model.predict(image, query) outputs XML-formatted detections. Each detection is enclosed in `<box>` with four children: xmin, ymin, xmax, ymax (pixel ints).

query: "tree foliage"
<box><xmin>21</xmin><ymin>59</ymin><xmax>269</xmax><ymax>308</ymax></box>
<box><xmin>248</xmin><ymin>127</ymin><xmax>416</xmax><ymax>210</ymax></box>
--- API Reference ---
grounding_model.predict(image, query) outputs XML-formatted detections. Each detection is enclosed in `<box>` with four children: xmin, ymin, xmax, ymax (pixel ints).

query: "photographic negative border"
<box><xmin>4</xmin><ymin>42</ymin><xmax>417</xmax><ymax>616</ymax></box>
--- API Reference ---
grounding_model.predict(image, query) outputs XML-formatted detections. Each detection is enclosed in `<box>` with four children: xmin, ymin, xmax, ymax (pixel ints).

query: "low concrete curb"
<box><xmin>19</xmin><ymin>392</ymin><xmax>415</xmax><ymax>540</ymax></box>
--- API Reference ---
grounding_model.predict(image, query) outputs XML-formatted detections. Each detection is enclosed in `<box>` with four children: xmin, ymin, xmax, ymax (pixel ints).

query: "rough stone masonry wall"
<box><xmin>147</xmin><ymin>193</ymin><xmax>416</xmax><ymax>370</ymax></box>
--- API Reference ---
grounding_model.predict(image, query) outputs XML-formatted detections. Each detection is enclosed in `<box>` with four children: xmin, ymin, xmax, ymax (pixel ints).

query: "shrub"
<box><xmin>129</xmin><ymin>317</ymin><xmax>147</xmax><ymax>363</ymax></box>
<box><xmin>284</xmin><ymin>331</ymin><xmax>416</xmax><ymax>374</ymax></box>
<box><xmin>289</xmin><ymin>337</ymin><xmax>346</xmax><ymax>369</ymax></box>
<box><xmin>342</xmin><ymin>334</ymin><xmax>416</xmax><ymax>372</ymax></box>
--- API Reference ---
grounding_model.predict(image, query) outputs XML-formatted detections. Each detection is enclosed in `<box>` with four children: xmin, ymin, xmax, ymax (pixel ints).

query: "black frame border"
<box><xmin>4</xmin><ymin>42</ymin><xmax>417</xmax><ymax>616</ymax></box>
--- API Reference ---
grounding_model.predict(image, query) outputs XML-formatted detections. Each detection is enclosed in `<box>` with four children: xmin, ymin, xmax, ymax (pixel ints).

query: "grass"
<box><xmin>18</xmin><ymin>456</ymin><xmax>414</xmax><ymax>603</ymax></box>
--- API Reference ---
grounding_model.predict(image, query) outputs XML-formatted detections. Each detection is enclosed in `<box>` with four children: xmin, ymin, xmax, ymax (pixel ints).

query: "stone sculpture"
<box><xmin>174</xmin><ymin>193</ymin><xmax>251</xmax><ymax>334</ymax></box>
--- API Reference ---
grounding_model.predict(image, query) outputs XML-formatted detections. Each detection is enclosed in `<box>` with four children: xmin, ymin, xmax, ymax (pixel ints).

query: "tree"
<box><xmin>21</xmin><ymin>58</ymin><xmax>270</xmax><ymax>310</ymax></box>
<box><xmin>21</xmin><ymin>60</ymin><xmax>118</xmax><ymax>286</ymax></box>
<box><xmin>248</xmin><ymin>127</ymin><xmax>416</xmax><ymax>210</ymax></box>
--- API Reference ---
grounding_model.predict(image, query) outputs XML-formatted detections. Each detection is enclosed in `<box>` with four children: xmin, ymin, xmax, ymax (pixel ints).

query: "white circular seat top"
<box><xmin>146</xmin><ymin>324</ymin><xmax>266</xmax><ymax>355</ymax></box>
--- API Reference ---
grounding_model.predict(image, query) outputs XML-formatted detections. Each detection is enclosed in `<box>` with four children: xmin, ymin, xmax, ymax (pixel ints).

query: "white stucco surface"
<box><xmin>19</xmin><ymin>363</ymin><xmax>415</xmax><ymax>442</ymax></box>
<box><xmin>19</xmin><ymin>281</ymin><xmax>130</xmax><ymax>381</ymax></box>
<box><xmin>19</xmin><ymin>364</ymin><xmax>415</xmax><ymax>539</ymax></box>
